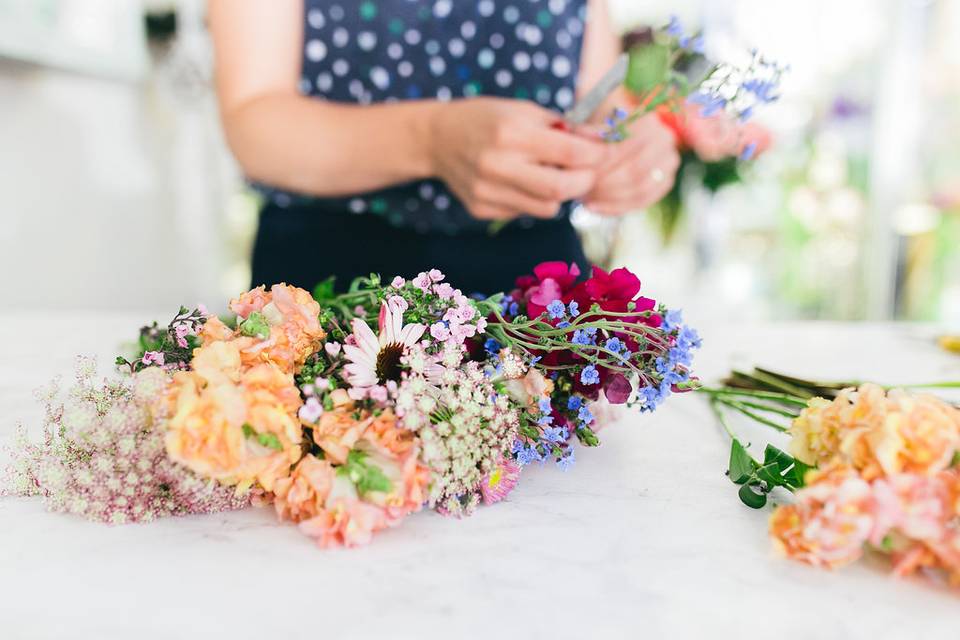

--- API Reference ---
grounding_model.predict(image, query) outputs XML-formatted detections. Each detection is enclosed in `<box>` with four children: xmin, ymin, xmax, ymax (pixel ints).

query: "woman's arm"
<box><xmin>578</xmin><ymin>0</ymin><xmax>681</xmax><ymax>215</ymax></box>
<box><xmin>210</xmin><ymin>0</ymin><xmax>436</xmax><ymax>196</ymax></box>
<box><xmin>210</xmin><ymin>0</ymin><xmax>611</xmax><ymax>220</ymax></box>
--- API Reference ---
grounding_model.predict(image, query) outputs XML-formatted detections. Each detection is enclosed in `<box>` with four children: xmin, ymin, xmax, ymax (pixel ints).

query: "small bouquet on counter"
<box><xmin>703</xmin><ymin>368</ymin><xmax>960</xmax><ymax>586</ymax></box>
<box><xmin>620</xmin><ymin>17</ymin><xmax>780</xmax><ymax>243</ymax></box>
<box><xmin>3</xmin><ymin>262</ymin><xmax>700</xmax><ymax>549</ymax></box>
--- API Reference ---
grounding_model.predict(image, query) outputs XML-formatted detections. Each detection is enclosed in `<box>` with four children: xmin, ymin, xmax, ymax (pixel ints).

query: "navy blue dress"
<box><xmin>251</xmin><ymin>0</ymin><xmax>591</xmax><ymax>295</ymax></box>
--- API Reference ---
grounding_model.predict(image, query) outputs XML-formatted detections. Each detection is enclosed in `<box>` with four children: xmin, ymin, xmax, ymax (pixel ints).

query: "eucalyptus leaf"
<box><xmin>626</xmin><ymin>43</ymin><xmax>670</xmax><ymax>96</ymax></box>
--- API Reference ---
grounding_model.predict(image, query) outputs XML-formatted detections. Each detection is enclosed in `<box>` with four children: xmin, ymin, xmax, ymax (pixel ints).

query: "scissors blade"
<box><xmin>564</xmin><ymin>53</ymin><xmax>629</xmax><ymax>125</ymax></box>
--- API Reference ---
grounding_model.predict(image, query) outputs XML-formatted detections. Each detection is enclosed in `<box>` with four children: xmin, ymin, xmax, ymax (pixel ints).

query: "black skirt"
<box><xmin>250</xmin><ymin>204</ymin><xmax>589</xmax><ymax>297</ymax></box>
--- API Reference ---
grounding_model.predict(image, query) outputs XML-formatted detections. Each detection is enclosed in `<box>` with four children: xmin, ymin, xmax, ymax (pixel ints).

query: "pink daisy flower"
<box><xmin>480</xmin><ymin>457</ymin><xmax>522</xmax><ymax>505</ymax></box>
<box><xmin>343</xmin><ymin>302</ymin><xmax>426</xmax><ymax>392</ymax></box>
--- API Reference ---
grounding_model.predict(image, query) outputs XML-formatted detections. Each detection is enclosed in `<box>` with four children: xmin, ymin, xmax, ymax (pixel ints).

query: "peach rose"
<box><xmin>769</xmin><ymin>463</ymin><xmax>876</xmax><ymax>569</ymax></box>
<box><xmin>297</xmin><ymin>474</ymin><xmax>391</xmax><ymax>548</ymax></box>
<box><xmin>790</xmin><ymin>385</ymin><xmax>960</xmax><ymax>479</ymax></box>
<box><xmin>273</xmin><ymin>454</ymin><xmax>335</xmax><ymax>523</ymax></box>
<box><xmin>869</xmin><ymin>389</ymin><xmax>960</xmax><ymax>477</ymax></box>
<box><xmin>164</xmin><ymin>342</ymin><xmax>303</xmax><ymax>492</ymax></box>
<box><xmin>229</xmin><ymin>283</ymin><xmax>325</xmax><ymax>372</ymax></box>
<box><xmin>281</xmin><ymin>409</ymin><xmax>430</xmax><ymax>548</ymax></box>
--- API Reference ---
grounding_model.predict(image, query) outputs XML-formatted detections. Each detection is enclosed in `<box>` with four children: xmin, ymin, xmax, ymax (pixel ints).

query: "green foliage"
<box><xmin>242</xmin><ymin>423</ymin><xmax>284</xmax><ymax>452</ymax></box>
<box><xmin>338</xmin><ymin>449</ymin><xmax>393</xmax><ymax>496</ymax></box>
<box><xmin>625</xmin><ymin>43</ymin><xmax>670</xmax><ymax>95</ymax></box>
<box><xmin>115</xmin><ymin>306</ymin><xmax>208</xmax><ymax>374</ymax></box>
<box><xmin>726</xmin><ymin>439</ymin><xmax>811</xmax><ymax>509</ymax></box>
<box><xmin>575</xmin><ymin>426</ymin><xmax>601</xmax><ymax>447</ymax></box>
<box><xmin>312</xmin><ymin>276</ymin><xmax>336</xmax><ymax>302</ymax></box>
<box><xmin>239</xmin><ymin>312</ymin><xmax>270</xmax><ymax>340</ymax></box>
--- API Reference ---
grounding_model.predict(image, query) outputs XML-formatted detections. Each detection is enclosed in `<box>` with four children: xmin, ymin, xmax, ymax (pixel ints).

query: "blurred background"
<box><xmin>1</xmin><ymin>0</ymin><xmax>958</xmax><ymax>325</ymax></box>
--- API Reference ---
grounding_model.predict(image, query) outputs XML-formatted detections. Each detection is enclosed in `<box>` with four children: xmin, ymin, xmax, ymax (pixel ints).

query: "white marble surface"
<box><xmin>1</xmin><ymin>314</ymin><xmax>959</xmax><ymax>639</ymax></box>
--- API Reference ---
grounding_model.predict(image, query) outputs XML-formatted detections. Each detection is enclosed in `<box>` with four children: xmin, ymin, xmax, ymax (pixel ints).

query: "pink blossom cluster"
<box><xmin>4</xmin><ymin>359</ymin><xmax>250</xmax><ymax>523</ymax></box>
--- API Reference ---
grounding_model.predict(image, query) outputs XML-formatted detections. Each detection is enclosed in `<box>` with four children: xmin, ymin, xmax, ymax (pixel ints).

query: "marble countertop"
<box><xmin>2</xmin><ymin>313</ymin><xmax>958</xmax><ymax>639</ymax></box>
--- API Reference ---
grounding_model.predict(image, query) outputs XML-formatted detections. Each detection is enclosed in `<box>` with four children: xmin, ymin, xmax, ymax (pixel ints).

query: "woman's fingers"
<box><xmin>519</xmin><ymin>126</ymin><xmax>612</xmax><ymax>170</ymax></box>
<box><xmin>480</xmin><ymin>152</ymin><xmax>597</xmax><ymax>202</ymax></box>
<box><xmin>473</xmin><ymin>179</ymin><xmax>564</xmax><ymax>219</ymax></box>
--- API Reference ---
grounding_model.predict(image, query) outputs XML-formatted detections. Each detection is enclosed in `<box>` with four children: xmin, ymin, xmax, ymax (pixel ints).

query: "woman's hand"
<box><xmin>429</xmin><ymin>97</ymin><xmax>612</xmax><ymax>221</ymax></box>
<box><xmin>581</xmin><ymin>113</ymin><xmax>681</xmax><ymax>216</ymax></box>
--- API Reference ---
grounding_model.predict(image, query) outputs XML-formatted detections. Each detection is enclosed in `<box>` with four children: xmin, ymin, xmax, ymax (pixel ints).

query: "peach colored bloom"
<box><xmin>298</xmin><ymin>475</ymin><xmax>391</xmax><ymax>548</ymax></box>
<box><xmin>769</xmin><ymin>464</ymin><xmax>876</xmax><ymax>569</ymax></box>
<box><xmin>207</xmin><ymin>283</ymin><xmax>324</xmax><ymax>373</ymax></box>
<box><xmin>273</xmin><ymin>454</ymin><xmax>335</xmax><ymax>523</ymax></box>
<box><xmin>200</xmin><ymin>316</ymin><xmax>235</xmax><ymax>344</ymax></box>
<box><xmin>658</xmin><ymin>103</ymin><xmax>772</xmax><ymax>162</ymax></box>
<box><xmin>869</xmin><ymin>389</ymin><xmax>960</xmax><ymax>477</ymax></box>
<box><xmin>282</xmin><ymin>409</ymin><xmax>430</xmax><ymax>548</ymax></box>
<box><xmin>789</xmin><ymin>385</ymin><xmax>960</xmax><ymax>480</ymax></box>
<box><xmin>164</xmin><ymin>341</ymin><xmax>303</xmax><ymax>492</ymax></box>
<box><xmin>504</xmin><ymin>368</ymin><xmax>555</xmax><ymax>409</ymax></box>
<box><xmin>312</xmin><ymin>408</ymin><xmax>371</xmax><ymax>465</ymax></box>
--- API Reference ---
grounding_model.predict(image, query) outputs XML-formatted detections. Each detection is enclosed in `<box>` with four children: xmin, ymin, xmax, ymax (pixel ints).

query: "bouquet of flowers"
<box><xmin>3</xmin><ymin>262</ymin><xmax>700</xmax><ymax>548</ymax></box>
<box><xmin>703</xmin><ymin>368</ymin><xmax>960</xmax><ymax>585</ymax></box>
<box><xmin>620</xmin><ymin>17</ymin><xmax>780</xmax><ymax>243</ymax></box>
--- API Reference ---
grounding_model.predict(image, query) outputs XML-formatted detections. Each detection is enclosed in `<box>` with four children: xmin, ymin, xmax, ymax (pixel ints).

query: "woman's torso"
<box><xmin>258</xmin><ymin>0</ymin><xmax>588</xmax><ymax>235</ymax></box>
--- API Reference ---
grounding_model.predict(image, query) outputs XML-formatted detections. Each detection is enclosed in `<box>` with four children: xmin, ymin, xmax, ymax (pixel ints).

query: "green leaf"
<box><xmin>786</xmin><ymin>458</ymin><xmax>813</xmax><ymax>489</ymax></box>
<box><xmin>763</xmin><ymin>444</ymin><xmax>795</xmax><ymax>474</ymax></box>
<box><xmin>625</xmin><ymin>43</ymin><xmax>670</xmax><ymax>96</ymax></box>
<box><xmin>312</xmin><ymin>276</ymin><xmax>336</xmax><ymax>302</ymax></box>
<box><xmin>738</xmin><ymin>483</ymin><xmax>768</xmax><ymax>509</ymax></box>
<box><xmin>728</xmin><ymin>439</ymin><xmax>756</xmax><ymax>484</ymax></box>
<box><xmin>575</xmin><ymin>426</ymin><xmax>601</xmax><ymax>447</ymax></box>
<box><xmin>341</xmin><ymin>449</ymin><xmax>393</xmax><ymax>495</ymax></box>
<box><xmin>241</xmin><ymin>423</ymin><xmax>283</xmax><ymax>451</ymax></box>
<box><xmin>239</xmin><ymin>311</ymin><xmax>270</xmax><ymax>340</ymax></box>
<box><xmin>755</xmin><ymin>462</ymin><xmax>783</xmax><ymax>488</ymax></box>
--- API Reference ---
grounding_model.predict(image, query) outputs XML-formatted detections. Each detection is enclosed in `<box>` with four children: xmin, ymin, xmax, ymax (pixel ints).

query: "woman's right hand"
<box><xmin>428</xmin><ymin>97</ymin><xmax>612</xmax><ymax>221</ymax></box>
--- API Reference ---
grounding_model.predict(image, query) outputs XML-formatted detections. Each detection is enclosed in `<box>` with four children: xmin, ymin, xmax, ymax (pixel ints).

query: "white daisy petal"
<box><xmin>352</xmin><ymin>318</ymin><xmax>380</xmax><ymax>357</ymax></box>
<box><xmin>399</xmin><ymin>323</ymin><xmax>427</xmax><ymax>346</ymax></box>
<box><xmin>343</xmin><ymin>343</ymin><xmax>375</xmax><ymax>369</ymax></box>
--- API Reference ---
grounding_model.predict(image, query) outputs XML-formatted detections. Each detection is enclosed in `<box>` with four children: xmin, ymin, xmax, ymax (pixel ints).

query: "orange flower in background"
<box><xmin>657</xmin><ymin>103</ymin><xmax>772</xmax><ymax>161</ymax></box>
<box><xmin>312</xmin><ymin>407</ymin><xmax>370</xmax><ymax>464</ymax></box>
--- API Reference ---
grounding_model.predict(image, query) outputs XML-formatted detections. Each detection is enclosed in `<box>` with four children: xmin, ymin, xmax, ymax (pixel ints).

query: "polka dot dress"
<box><xmin>256</xmin><ymin>0</ymin><xmax>588</xmax><ymax>235</ymax></box>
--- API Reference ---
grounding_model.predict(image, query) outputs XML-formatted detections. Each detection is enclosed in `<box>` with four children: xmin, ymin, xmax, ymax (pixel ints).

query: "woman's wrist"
<box><xmin>408</xmin><ymin>100</ymin><xmax>445</xmax><ymax>181</ymax></box>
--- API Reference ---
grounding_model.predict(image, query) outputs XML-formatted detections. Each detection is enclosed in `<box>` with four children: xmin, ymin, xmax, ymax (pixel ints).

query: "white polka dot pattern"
<box><xmin>258</xmin><ymin>0</ymin><xmax>589</xmax><ymax>234</ymax></box>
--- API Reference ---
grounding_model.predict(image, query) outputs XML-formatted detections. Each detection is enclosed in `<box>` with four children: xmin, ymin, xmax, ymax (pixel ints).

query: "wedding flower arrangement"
<box><xmin>704</xmin><ymin>368</ymin><xmax>960</xmax><ymax>586</ymax></box>
<box><xmin>3</xmin><ymin>262</ymin><xmax>700</xmax><ymax>548</ymax></box>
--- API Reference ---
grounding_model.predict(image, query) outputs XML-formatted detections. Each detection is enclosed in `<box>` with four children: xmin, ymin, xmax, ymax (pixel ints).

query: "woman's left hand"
<box><xmin>581</xmin><ymin>113</ymin><xmax>680</xmax><ymax>216</ymax></box>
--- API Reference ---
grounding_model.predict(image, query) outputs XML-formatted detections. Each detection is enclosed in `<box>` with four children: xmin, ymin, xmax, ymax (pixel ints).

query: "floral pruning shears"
<box><xmin>551</xmin><ymin>53</ymin><xmax>629</xmax><ymax>132</ymax></box>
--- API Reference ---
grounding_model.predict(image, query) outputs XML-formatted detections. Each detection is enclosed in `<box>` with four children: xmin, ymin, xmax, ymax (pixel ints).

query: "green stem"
<box><xmin>731</xmin><ymin>369</ymin><xmax>815</xmax><ymax>399</ymax></box>
<box><xmin>708</xmin><ymin>397</ymin><xmax>742</xmax><ymax>442</ymax></box>
<box><xmin>893</xmin><ymin>381</ymin><xmax>960</xmax><ymax>390</ymax></box>
<box><xmin>715</xmin><ymin>398</ymin><xmax>790</xmax><ymax>432</ymax></box>
<box><xmin>698</xmin><ymin>387</ymin><xmax>809</xmax><ymax>407</ymax></box>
